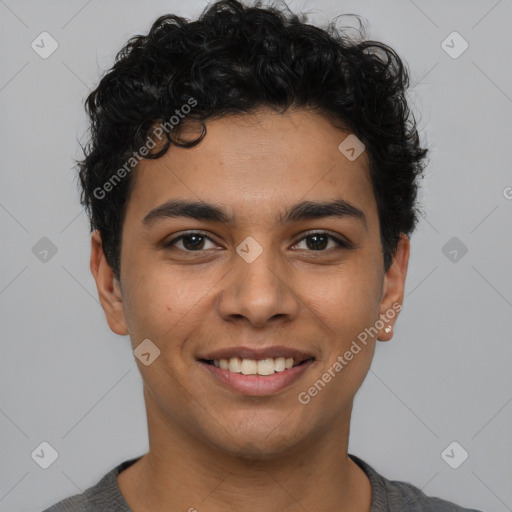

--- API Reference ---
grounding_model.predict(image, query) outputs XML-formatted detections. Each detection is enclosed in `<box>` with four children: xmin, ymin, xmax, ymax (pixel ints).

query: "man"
<box><xmin>44</xmin><ymin>0</ymin><xmax>482</xmax><ymax>510</ymax></box>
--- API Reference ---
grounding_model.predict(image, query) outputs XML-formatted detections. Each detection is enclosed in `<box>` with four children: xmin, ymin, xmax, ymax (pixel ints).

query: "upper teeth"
<box><xmin>213</xmin><ymin>357</ymin><xmax>296</xmax><ymax>375</ymax></box>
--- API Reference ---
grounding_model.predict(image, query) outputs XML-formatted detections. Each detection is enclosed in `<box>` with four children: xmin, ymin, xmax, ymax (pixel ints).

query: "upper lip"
<box><xmin>198</xmin><ymin>346</ymin><xmax>315</xmax><ymax>363</ymax></box>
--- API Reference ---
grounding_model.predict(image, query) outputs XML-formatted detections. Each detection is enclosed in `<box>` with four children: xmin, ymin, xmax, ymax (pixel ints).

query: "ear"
<box><xmin>90</xmin><ymin>230</ymin><xmax>128</xmax><ymax>336</ymax></box>
<box><xmin>377</xmin><ymin>233</ymin><xmax>410</xmax><ymax>341</ymax></box>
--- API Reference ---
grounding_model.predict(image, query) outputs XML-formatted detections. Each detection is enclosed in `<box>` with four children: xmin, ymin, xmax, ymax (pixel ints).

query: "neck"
<box><xmin>118</xmin><ymin>392</ymin><xmax>372</xmax><ymax>512</ymax></box>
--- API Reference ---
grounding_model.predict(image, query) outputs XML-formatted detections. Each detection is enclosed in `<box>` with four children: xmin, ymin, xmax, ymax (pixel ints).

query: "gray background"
<box><xmin>1</xmin><ymin>0</ymin><xmax>511</xmax><ymax>511</ymax></box>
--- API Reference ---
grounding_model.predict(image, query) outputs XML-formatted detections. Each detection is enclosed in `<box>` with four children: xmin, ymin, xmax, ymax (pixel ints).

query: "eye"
<box><xmin>292</xmin><ymin>231</ymin><xmax>350</xmax><ymax>251</ymax></box>
<box><xmin>164</xmin><ymin>231</ymin><xmax>219</xmax><ymax>252</ymax></box>
<box><xmin>164</xmin><ymin>230</ymin><xmax>351</xmax><ymax>253</ymax></box>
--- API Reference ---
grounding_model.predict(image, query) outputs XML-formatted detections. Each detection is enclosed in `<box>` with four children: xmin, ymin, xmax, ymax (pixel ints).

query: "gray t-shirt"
<box><xmin>42</xmin><ymin>453</ymin><xmax>483</xmax><ymax>511</ymax></box>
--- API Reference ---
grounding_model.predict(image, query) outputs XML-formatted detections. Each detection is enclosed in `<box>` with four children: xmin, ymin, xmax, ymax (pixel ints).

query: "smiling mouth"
<box><xmin>200</xmin><ymin>356</ymin><xmax>315</xmax><ymax>376</ymax></box>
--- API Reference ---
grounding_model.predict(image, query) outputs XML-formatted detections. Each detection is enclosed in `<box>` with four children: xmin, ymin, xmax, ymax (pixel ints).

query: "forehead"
<box><xmin>125</xmin><ymin>107</ymin><xmax>377</xmax><ymax>228</ymax></box>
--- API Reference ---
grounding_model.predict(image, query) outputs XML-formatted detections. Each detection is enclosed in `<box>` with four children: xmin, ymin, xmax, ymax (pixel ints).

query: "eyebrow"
<box><xmin>142</xmin><ymin>198</ymin><xmax>368</xmax><ymax>231</ymax></box>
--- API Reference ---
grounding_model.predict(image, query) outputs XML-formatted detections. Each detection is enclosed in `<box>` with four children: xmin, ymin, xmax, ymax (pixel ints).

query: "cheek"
<box><xmin>121</xmin><ymin>276</ymin><xmax>172</xmax><ymax>343</ymax></box>
<box><xmin>122</xmin><ymin>270</ymin><xmax>210</xmax><ymax>345</ymax></box>
<box><xmin>307</xmin><ymin>263</ymin><xmax>382</xmax><ymax>326</ymax></box>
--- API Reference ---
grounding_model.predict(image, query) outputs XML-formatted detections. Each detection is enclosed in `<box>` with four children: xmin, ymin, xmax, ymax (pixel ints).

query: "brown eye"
<box><xmin>292</xmin><ymin>231</ymin><xmax>350</xmax><ymax>251</ymax></box>
<box><xmin>164</xmin><ymin>232</ymin><xmax>218</xmax><ymax>251</ymax></box>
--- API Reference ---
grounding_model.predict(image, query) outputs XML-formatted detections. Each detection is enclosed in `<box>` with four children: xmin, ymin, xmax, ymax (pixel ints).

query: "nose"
<box><xmin>217</xmin><ymin>244</ymin><xmax>300</xmax><ymax>328</ymax></box>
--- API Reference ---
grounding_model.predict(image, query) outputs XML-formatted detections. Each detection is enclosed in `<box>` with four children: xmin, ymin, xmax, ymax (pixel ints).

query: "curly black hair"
<box><xmin>78</xmin><ymin>0</ymin><xmax>429</xmax><ymax>281</ymax></box>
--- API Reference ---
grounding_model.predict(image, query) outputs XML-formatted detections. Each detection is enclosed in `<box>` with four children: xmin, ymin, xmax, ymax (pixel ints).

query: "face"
<box><xmin>91</xmin><ymin>107</ymin><xmax>409</xmax><ymax>458</ymax></box>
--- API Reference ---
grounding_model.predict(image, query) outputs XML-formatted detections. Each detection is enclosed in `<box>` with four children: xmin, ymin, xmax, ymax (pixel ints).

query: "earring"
<box><xmin>384</xmin><ymin>325</ymin><xmax>392</xmax><ymax>334</ymax></box>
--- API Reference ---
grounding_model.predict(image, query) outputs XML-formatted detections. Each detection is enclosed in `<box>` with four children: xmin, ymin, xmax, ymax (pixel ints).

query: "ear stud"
<box><xmin>384</xmin><ymin>325</ymin><xmax>392</xmax><ymax>334</ymax></box>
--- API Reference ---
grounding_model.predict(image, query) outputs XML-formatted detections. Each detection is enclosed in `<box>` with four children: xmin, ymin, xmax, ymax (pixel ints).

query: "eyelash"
<box><xmin>164</xmin><ymin>230</ymin><xmax>351</xmax><ymax>253</ymax></box>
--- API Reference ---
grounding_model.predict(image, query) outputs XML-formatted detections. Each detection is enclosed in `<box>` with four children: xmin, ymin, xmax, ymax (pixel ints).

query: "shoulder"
<box><xmin>41</xmin><ymin>457</ymin><xmax>141</xmax><ymax>512</ymax></box>
<box><xmin>349</xmin><ymin>454</ymin><xmax>484</xmax><ymax>512</ymax></box>
<box><xmin>384</xmin><ymin>478</ymin><xmax>483</xmax><ymax>511</ymax></box>
<box><xmin>42</xmin><ymin>492</ymin><xmax>93</xmax><ymax>512</ymax></box>
<box><xmin>41</xmin><ymin>471</ymin><xmax>117</xmax><ymax>512</ymax></box>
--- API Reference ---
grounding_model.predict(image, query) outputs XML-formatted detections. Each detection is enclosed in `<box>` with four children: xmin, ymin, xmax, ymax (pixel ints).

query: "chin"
<box><xmin>204</xmin><ymin>414</ymin><xmax>306</xmax><ymax>459</ymax></box>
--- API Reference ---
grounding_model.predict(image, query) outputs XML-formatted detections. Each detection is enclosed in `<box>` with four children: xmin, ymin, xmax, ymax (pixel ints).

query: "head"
<box><xmin>83</xmin><ymin>0</ymin><xmax>428</xmax><ymax>458</ymax></box>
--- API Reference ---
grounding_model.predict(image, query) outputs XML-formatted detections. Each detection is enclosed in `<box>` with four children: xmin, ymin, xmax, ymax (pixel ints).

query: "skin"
<box><xmin>90</xmin><ymin>107</ymin><xmax>409</xmax><ymax>512</ymax></box>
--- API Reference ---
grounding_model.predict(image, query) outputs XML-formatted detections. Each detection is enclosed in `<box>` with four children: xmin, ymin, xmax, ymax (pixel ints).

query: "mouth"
<box><xmin>200</xmin><ymin>355</ymin><xmax>315</xmax><ymax>376</ymax></box>
<box><xmin>196</xmin><ymin>346</ymin><xmax>316</xmax><ymax>395</ymax></box>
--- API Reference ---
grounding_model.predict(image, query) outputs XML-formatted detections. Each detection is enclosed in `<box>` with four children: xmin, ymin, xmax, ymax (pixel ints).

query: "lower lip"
<box><xmin>199</xmin><ymin>360</ymin><xmax>314</xmax><ymax>396</ymax></box>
